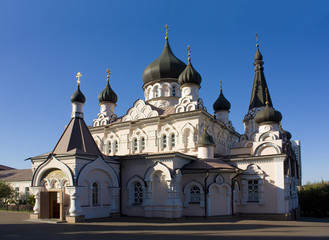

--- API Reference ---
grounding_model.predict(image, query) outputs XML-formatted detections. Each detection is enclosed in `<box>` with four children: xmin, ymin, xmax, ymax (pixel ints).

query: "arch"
<box><xmin>254</xmin><ymin>142</ymin><xmax>281</xmax><ymax>156</ymax></box>
<box><xmin>258</xmin><ymin>132</ymin><xmax>277</xmax><ymax>142</ymax></box>
<box><xmin>161</xmin><ymin>83</ymin><xmax>170</xmax><ymax>97</ymax></box>
<box><xmin>243</xmin><ymin>140</ymin><xmax>253</xmax><ymax>148</ymax></box>
<box><xmin>183</xmin><ymin>180</ymin><xmax>205</xmax><ymax>207</ymax></box>
<box><xmin>144</xmin><ymin>162</ymin><xmax>171</xmax><ymax>182</ymax></box>
<box><xmin>32</xmin><ymin>156</ymin><xmax>74</xmax><ymax>187</ymax></box>
<box><xmin>208</xmin><ymin>182</ymin><xmax>232</xmax><ymax>195</ymax></box>
<box><xmin>122</xmin><ymin>99</ymin><xmax>159</xmax><ymax>122</ymax></box>
<box><xmin>208</xmin><ymin>182</ymin><xmax>232</xmax><ymax>216</ymax></box>
<box><xmin>77</xmin><ymin>157</ymin><xmax>119</xmax><ymax>187</ymax></box>
<box><xmin>215</xmin><ymin>174</ymin><xmax>224</xmax><ymax>184</ymax></box>
<box><xmin>186</xmin><ymin>103</ymin><xmax>196</xmax><ymax>111</ymax></box>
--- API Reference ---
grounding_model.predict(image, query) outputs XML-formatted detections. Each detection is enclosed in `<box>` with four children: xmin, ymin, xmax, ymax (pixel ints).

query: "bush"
<box><xmin>298</xmin><ymin>180</ymin><xmax>329</xmax><ymax>217</ymax></box>
<box><xmin>18</xmin><ymin>205</ymin><xmax>27</xmax><ymax>211</ymax></box>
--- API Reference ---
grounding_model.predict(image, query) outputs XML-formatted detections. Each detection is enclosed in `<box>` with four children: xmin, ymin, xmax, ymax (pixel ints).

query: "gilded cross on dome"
<box><xmin>256</xmin><ymin>33</ymin><xmax>259</xmax><ymax>47</ymax></box>
<box><xmin>187</xmin><ymin>45</ymin><xmax>191</xmax><ymax>63</ymax></box>
<box><xmin>220</xmin><ymin>79</ymin><xmax>223</xmax><ymax>91</ymax></box>
<box><xmin>106</xmin><ymin>68</ymin><xmax>111</xmax><ymax>83</ymax></box>
<box><xmin>165</xmin><ymin>24</ymin><xmax>169</xmax><ymax>40</ymax></box>
<box><xmin>76</xmin><ymin>72</ymin><xmax>82</xmax><ymax>86</ymax></box>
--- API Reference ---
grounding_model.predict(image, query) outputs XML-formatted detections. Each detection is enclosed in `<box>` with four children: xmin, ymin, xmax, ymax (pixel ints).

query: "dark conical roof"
<box><xmin>254</xmin><ymin>104</ymin><xmax>282</xmax><ymax>125</ymax></box>
<box><xmin>71</xmin><ymin>85</ymin><xmax>86</xmax><ymax>103</ymax></box>
<box><xmin>249</xmin><ymin>45</ymin><xmax>273</xmax><ymax>110</ymax></box>
<box><xmin>142</xmin><ymin>39</ymin><xmax>186</xmax><ymax>85</ymax></box>
<box><xmin>213</xmin><ymin>89</ymin><xmax>231</xmax><ymax>112</ymax></box>
<box><xmin>52</xmin><ymin>117</ymin><xmax>102</xmax><ymax>156</ymax></box>
<box><xmin>178</xmin><ymin>61</ymin><xmax>202</xmax><ymax>87</ymax></box>
<box><xmin>198</xmin><ymin>129</ymin><xmax>215</xmax><ymax>146</ymax></box>
<box><xmin>280</xmin><ymin>125</ymin><xmax>292</xmax><ymax>140</ymax></box>
<box><xmin>98</xmin><ymin>82</ymin><xmax>118</xmax><ymax>104</ymax></box>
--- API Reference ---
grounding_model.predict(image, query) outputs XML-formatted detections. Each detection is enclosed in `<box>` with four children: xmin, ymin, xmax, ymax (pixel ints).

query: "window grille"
<box><xmin>133</xmin><ymin>182</ymin><xmax>143</xmax><ymax>205</ymax></box>
<box><xmin>248</xmin><ymin>180</ymin><xmax>259</xmax><ymax>202</ymax></box>
<box><xmin>92</xmin><ymin>182</ymin><xmax>99</xmax><ymax>205</ymax></box>
<box><xmin>190</xmin><ymin>185</ymin><xmax>201</xmax><ymax>203</ymax></box>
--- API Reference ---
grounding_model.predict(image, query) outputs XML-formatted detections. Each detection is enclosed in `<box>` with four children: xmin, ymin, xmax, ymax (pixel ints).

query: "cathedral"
<box><xmin>29</xmin><ymin>27</ymin><xmax>300</xmax><ymax>223</ymax></box>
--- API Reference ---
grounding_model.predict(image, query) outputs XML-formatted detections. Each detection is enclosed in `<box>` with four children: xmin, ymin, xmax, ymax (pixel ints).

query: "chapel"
<box><xmin>29</xmin><ymin>26</ymin><xmax>300</xmax><ymax>222</ymax></box>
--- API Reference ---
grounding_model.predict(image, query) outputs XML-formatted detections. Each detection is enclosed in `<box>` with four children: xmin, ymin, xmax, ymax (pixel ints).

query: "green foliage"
<box><xmin>26</xmin><ymin>195</ymin><xmax>35</xmax><ymax>206</ymax></box>
<box><xmin>0</xmin><ymin>181</ymin><xmax>14</xmax><ymax>204</ymax></box>
<box><xmin>298</xmin><ymin>180</ymin><xmax>329</xmax><ymax>217</ymax></box>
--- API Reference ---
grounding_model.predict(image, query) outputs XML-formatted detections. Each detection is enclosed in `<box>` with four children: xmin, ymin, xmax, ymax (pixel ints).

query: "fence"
<box><xmin>0</xmin><ymin>203</ymin><xmax>34</xmax><ymax>212</ymax></box>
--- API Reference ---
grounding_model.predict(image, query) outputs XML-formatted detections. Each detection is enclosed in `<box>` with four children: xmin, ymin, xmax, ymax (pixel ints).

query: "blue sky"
<box><xmin>0</xmin><ymin>0</ymin><xmax>328</xmax><ymax>185</ymax></box>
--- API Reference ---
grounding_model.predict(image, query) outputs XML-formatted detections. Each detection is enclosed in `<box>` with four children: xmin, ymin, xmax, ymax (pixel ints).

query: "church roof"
<box><xmin>52</xmin><ymin>117</ymin><xmax>102</xmax><ymax>156</ymax></box>
<box><xmin>98</xmin><ymin>82</ymin><xmax>118</xmax><ymax>104</ymax></box>
<box><xmin>0</xmin><ymin>169</ymin><xmax>32</xmax><ymax>181</ymax></box>
<box><xmin>178</xmin><ymin>46</ymin><xmax>202</xmax><ymax>87</ymax></box>
<box><xmin>0</xmin><ymin>164</ymin><xmax>15</xmax><ymax>171</ymax></box>
<box><xmin>248</xmin><ymin>44</ymin><xmax>273</xmax><ymax>110</ymax></box>
<box><xmin>142</xmin><ymin>39</ymin><xmax>186</xmax><ymax>86</ymax></box>
<box><xmin>182</xmin><ymin>158</ymin><xmax>237</xmax><ymax>172</ymax></box>
<box><xmin>71</xmin><ymin>85</ymin><xmax>86</xmax><ymax>103</ymax></box>
<box><xmin>213</xmin><ymin>89</ymin><xmax>231</xmax><ymax>112</ymax></box>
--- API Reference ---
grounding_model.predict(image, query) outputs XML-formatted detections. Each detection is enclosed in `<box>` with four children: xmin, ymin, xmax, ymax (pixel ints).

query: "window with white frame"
<box><xmin>133</xmin><ymin>138</ymin><xmax>138</xmax><ymax>152</ymax></box>
<box><xmin>171</xmin><ymin>133</ymin><xmax>175</xmax><ymax>148</ymax></box>
<box><xmin>141</xmin><ymin>137</ymin><xmax>145</xmax><ymax>150</ymax></box>
<box><xmin>162</xmin><ymin>135</ymin><xmax>167</xmax><ymax>148</ymax></box>
<box><xmin>241</xmin><ymin>164</ymin><xmax>265</xmax><ymax>204</ymax></box>
<box><xmin>114</xmin><ymin>141</ymin><xmax>118</xmax><ymax>153</ymax></box>
<box><xmin>133</xmin><ymin>182</ymin><xmax>143</xmax><ymax>205</ymax></box>
<box><xmin>190</xmin><ymin>185</ymin><xmax>201</xmax><ymax>203</ymax></box>
<box><xmin>92</xmin><ymin>182</ymin><xmax>99</xmax><ymax>205</ymax></box>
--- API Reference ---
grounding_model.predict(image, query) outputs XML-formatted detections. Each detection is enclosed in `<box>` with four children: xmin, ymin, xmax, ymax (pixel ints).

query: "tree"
<box><xmin>0</xmin><ymin>180</ymin><xmax>14</xmax><ymax>204</ymax></box>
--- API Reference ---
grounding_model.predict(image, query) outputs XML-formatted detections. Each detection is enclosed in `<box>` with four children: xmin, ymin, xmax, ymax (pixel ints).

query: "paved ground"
<box><xmin>1</xmin><ymin>211</ymin><xmax>329</xmax><ymax>240</ymax></box>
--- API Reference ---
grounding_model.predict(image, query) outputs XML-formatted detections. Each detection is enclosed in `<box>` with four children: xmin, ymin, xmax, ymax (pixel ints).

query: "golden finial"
<box><xmin>220</xmin><ymin>79</ymin><xmax>223</xmax><ymax>92</ymax></box>
<box><xmin>265</xmin><ymin>87</ymin><xmax>269</xmax><ymax>105</ymax></box>
<box><xmin>106</xmin><ymin>68</ymin><xmax>111</xmax><ymax>83</ymax></box>
<box><xmin>187</xmin><ymin>45</ymin><xmax>191</xmax><ymax>63</ymax></box>
<box><xmin>165</xmin><ymin>24</ymin><xmax>169</xmax><ymax>40</ymax></box>
<box><xmin>203</xmin><ymin>116</ymin><xmax>207</xmax><ymax>132</ymax></box>
<box><xmin>76</xmin><ymin>72</ymin><xmax>82</xmax><ymax>86</ymax></box>
<box><xmin>256</xmin><ymin>33</ymin><xmax>259</xmax><ymax>47</ymax></box>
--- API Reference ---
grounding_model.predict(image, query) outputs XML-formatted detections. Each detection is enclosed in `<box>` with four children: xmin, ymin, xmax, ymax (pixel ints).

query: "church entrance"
<box><xmin>40</xmin><ymin>191</ymin><xmax>63</xmax><ymax>220</ymax></box>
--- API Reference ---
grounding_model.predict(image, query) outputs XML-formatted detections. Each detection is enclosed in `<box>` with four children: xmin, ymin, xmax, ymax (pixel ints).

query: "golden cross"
<box><xmin>220</xmin><ymin>79</ymin><xmax>223</xmax><ymax>91</ymax></box>
<box><xmin>265</xmin><ymin>87</ymin><xmax>269</xmax><ymax>105</ymax></box>
<box><xmin>165</xmin><ymin>24</ymin><xmax>169</xmax><ymax>40</ymax></box>
<box><xmin>76</xmin><ymin>72</ymin><xmax>82</xmax><ymax>86</ymax></box>
<box><xmin>106</xmin><ymin>68</ymin><xmax>111</xmax><ymax>83</ymax></box>
<box><xmin>256</xmin><ymin>33</ymin><xmax>259</xmax><ymax>47</ymax></box>
<box><xmin>187</xmin><ymin>45</ymin><xmax>191</xmax><ymax>62</ymax></box>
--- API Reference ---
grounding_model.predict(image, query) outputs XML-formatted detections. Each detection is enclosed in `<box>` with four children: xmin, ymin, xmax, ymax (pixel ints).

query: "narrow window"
<box><xmin>114</xmin><ymin>141</ymin><xmax>118</xmax><ymax>153</ymax></box>
<box><xmin>163</xmin><ymin>135</ymin><xmax>167</xmax><ymax>148</ymax></box>
<box><xmin>172</xmin><ymin>86</ymin><xmax>176</xmax><ymax>97</ymax></box>
<box><xmin>141</xmin><ymin>137</ymin><xmax>145</xmax><ymax>150</ymax></box>
<box><xmin>15</xmin><ymin>187</ymin><xmax>19</xmax><ymax>200</ymax></box>
<box><xmin>171</xmin><ymin>133</ymin><xmax>175</xmax><ymax>147</ymax></box>
<box><xmin>133</xmin><ymin>182</ymin><xmax>143</xmax><ymax>205</ymax></box>
<box><xmin>25</xmin><ymin>187</ymin><xmax>29</xmax><ymax>198</ymax></box>
<box><xmin>108</xmin><ymin>142</ymin><xmax>112</xmax><ymax>154</ymax></box>
<box><xmin>133</xmin><ymin>138</ymin><xmax>138</xmax><ymax>151</ymax></box>
<box><xmin>190</xmin><ymin>186</ymin><xmax>201</xmax><ymax>203</ymax></box>
<box><xmin>155</xmin><ymin>87</ymin><xmax>159</xmax><ymax>98</ymax></box>
<box><xmin>92</xmin><ymin>182</ymin><xmax>99</xmax><ymax>205</ymax></box>
<box><xmin>248</xmin><ymin>180</ymin><xmax>259</xmax><ymax>202</ymax></box>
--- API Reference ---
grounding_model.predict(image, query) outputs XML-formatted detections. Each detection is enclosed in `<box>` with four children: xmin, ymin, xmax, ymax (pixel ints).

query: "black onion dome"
<box><xmin>71</xmin><ymin>85</ymin><xmax>86</xmax><ymax>103</ymax></box>
<box><xmin>98</xmin><ymin>82</ymin><xmax>118</xmax><ymax>104</ymax></box>
<box><xmin>254</xmin><ymin>104</ymin><xmax>282</xmax><ymax>125</ymax></box>
<box><xmin>254</xmin><ymin>45</ymin><xmax>263</xmax><ymax>61</ymax></box>
<box><xmin>142</xmin><ymin>39</ymin><xmax>186</xmax><ymax>85</ymax></box>
<box><xmin>213</xmin><ymin>90</ymin><xmax>231</xmax><ymax>111</ymax></box>
<box><xmin>178</xmin><ymin>61</ymin><xmax>202</xmax><ymax>86</ymax></box>
<box><xmin>198</xmin><ymin>130</ymin><xmax>215</xmax><ymax>145</ymax></box>
<box><xmin>280</xmin><ymin>125</ymin><xmax>292</xmax><ymax>140</ymax></box>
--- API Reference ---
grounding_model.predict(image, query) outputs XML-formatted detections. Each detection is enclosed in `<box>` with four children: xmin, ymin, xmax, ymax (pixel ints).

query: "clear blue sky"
<box><xmin>0</xmin><ymin>0</ymin><xmax>328</xmax><ymax>185</ymax></box>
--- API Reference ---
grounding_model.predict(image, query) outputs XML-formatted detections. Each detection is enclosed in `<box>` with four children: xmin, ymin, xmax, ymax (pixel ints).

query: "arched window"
<box><xmin>114</xmin><ymin>141</ymin><xmax>118</xmax><ymax>153</ymax></box>
<box><xmin>162</xmin><ymin>135</ymin><xmax>167</xmax><ymax>148</ymax></box>
<box><xmin>108</xmin><ymin>142</ymin><xmax>112</xmax><ymax>154</ymax></box>
<box><xmin>190</xmin><ymin>185</ymin><xmax>201</xmax><ymax>203</ymax></box>
<box><xmin>92</xmin><ymin>182</ymin><xmax>99</xmax><ymax>205</ymax></box>
<box><xmin>172</xmin><ymin>86</ymin><xmax>176</xmax><ymax>97</ymax></box>
<box><xmin>133</xmin><ymin>182</ymin><xmax>143</xmax><ymax>205</ymax></box>
<box><xmin>154</xmin><ymin>86</ymin><xmax>159</xmax><ymax>98</ymax></box>
<box><xmin>171</xmin><ymin>133</ymin><xmax>175</xmax><ymax>147</ymax></box>
<box><xmin>141</xmin><ymin>137</ymin><xmax>145</xmax><ymax>150</ymax></box>
<box><xmin>133</xmin><ymin>138</ymin><xmax>138</xmax><ymax>151</ymax></box>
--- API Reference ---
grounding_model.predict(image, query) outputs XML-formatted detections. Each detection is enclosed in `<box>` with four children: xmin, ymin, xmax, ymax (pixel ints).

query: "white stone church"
<box><xmin>28</xmin><ymin>28</ymin><xmax>300</xmax><ymax>223</ymax></box>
